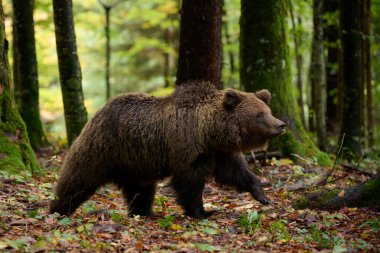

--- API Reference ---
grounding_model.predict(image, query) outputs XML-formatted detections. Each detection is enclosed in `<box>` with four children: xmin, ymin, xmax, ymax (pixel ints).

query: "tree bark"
<box><xmin>105</xmin><ymin>5</ymin><xmax>111</xmax><ymax>99</ymax></box>
<box><xmin>163</xmin><ymin>28</ymin><xmax>171</xmax><ymax>88</ymax></box>
<box><xmin>12</xmin><ymin>0</ymin><xmax>47</xmax><ymax>150</ymax></box>
<box><xmin>288</xmin><ymin>0</ymin><xmax>306</xmax><ymax>128</ymax></box>
<box><xmin>323</xmin><ymin>0</ymin><xmax>341</xmax><ymax>136</ymax></box>
<box><xmin>222</xmin><ymin>0</ymin><xmax>235</xmax><ymax>88</ymax></box>
<box><xmin>295</xmin><ymin>173</ymin><xmax>380</xmax><ymax>211</ymax></box>
<box><xmin>176</xmin><ymin>0</ymin><xmax>222</xmax><ymax>89</ymax></box>
<box><xmin>0</xmin><ymin>0</ymin><xmax>40</xmax><ymax>174</ymax></box>
<box><xmin>310</xmin><ymin>0</ymin><xmax>327</xmax><ymax>151</ymax></box>
<box><xmin>240</xmin><ymin>0</ymin><xmax>330</xmax><ymax>165</ymax></box>
<box><xmin>339</xmin><ymin>0</ymin><xmax>364</xmax><ymax>157</ymax></box>
<box><xmin>361</xmin><ymin>0</ymin><xmax>373</xmax><ymax>148</ymax></box>
<box><xmin>52</xmin><ymin>0</ymin><xmax>87</xmax><ymax>146</ymax></box>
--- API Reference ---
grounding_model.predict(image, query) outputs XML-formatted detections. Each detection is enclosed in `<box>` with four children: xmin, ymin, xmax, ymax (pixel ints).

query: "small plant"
<box><xmin>360</xmin><ymin>217</ymin><xmax>380</xmax><ymax>232</ymax></box>
<box><xmin>154</xmin><ymin>196</ymin><xmax>167</xmax><ymax>206</ymax></box>
<box><xmin>308</xmin><ymin>224</ymin><xmax>337</xmax><ymax>248</ymax></box>
<box><xmin>237</xmin><ymin>210</ymin><xmax>262</xmax><ymax>234</ymax></box>
<box><xmin>198</xmin><ymin>220</ymin><xmax>219</xmax><ymax>235</ymax></box>
<box><xmin>111</xmin><ymin>212</ymin><xmax>123</xmax><ymax>223</ymax></box>
<box><xmin>268</xmin><ymin>219</ymin><xmax>289</xmax><ymax>242</ymax></box>
<box><xmin>158</xmin><ymin>215</ymin><xmax>174</xmax><ymax>229</ymax></box>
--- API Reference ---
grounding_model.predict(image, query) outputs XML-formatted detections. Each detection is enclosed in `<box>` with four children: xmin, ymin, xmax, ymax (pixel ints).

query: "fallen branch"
<box><xmin>340</xmin><ymin>163</ymin><xmax>375</xmax><ymax>177</ymax></box>
<box><xmin>245</xmin><ymin>151</ymin><xmax>282</xmax><ymax>164</ymax></box>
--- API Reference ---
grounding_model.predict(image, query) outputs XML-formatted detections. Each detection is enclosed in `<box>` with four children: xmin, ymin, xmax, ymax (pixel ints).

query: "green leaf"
<box><xmin>201</xmin><ymin>227</ymin><xmax>219</xmax><ymax>235</ymax></box>
<box><xmin>0</xmin><ymin>241</ymin><xmax>7</xmax><ymax>250</ymax></box>
<box><xmin>195</xmin><ymin>243</ymin><xmax>217</xmax><ymax>252</ymax></box>
<box><xmin>158</xmin><ymin>215</ymin><xmax>174</xmax><ymax>229</ymax></box>
<box><xmin>31</xmin><ymin>240</ymin><xmax>48</xmax><ymax>252</ymax></box>
<box><xmin>59</xmin><ymin>217</ymin><xmax>72</xmax><ymax>226</ymax></box>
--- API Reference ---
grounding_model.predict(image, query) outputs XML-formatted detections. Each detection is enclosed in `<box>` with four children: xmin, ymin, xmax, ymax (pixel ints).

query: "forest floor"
<box><xmin>0</xmin><ymin>149</ymin><xmax>379</xmax><ymax>252</ymax></box>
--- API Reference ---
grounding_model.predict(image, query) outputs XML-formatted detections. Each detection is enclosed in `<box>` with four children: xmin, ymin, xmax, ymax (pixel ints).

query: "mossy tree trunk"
<box><xmin>295</xmin><ymin>173</ymin><xmax>380</xmax><ymax>211</ymax></box>
<box><xmin>53</xmin><ymin>0</ymin><xmax>87</xmax><ymax>146</ymax></box>
<box><xmin>12</xmin><ymin>0</ymin><xmax>47</xmax><ymax>150</ymax></box>
<box><xmin>339</xmin><ymin>0</ymin><xmax>364</xmax><ymax>157</ymax></box>
<box><xmin>176</xmin><ymin>0</ymin><xmax>222</xmax><ymax>89</ymax></box>
<box><xmin>240</xmin><ymin>0</ymin><xmax>330</xmax><ymax>165</ymax></box>
<box><xmin>0</xmin><ymin>0</ymin><xmax>40</xmax><ymax>175</ymax></box>
<box><xmin>310</xmin><ymin>0</ymin><xmax>327</xmax><ymax>151</ymax></box>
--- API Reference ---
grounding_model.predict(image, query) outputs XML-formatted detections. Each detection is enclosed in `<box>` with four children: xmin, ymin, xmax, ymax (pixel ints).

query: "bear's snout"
<box><xmin>278</xmin><ymin>121</ymin><xmax>286</xmax><ymax>132</ymax></box>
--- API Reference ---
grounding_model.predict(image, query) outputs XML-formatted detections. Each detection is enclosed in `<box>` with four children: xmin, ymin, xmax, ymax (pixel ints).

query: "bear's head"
<box><xmin>223</xmin><ymin>88</ymin><xmax>286</xmax><ymax>150</ymax></box>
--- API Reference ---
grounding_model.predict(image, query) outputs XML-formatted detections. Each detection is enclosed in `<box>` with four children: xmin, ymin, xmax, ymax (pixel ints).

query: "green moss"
<box><xmin>360</xmin><ymin>177</ymin><xmax>380</xmax><ymax>207</ymax></box>
<box><xmin>0</xmin><ymin>136</ymin><xmax>26</xmax><ymax>173</ymax></box>
<box><xmin>294</xmin><ymin>189</ymin><xmax>339</xmax><ymax>209</ymax></box>
<box><xmin>0</xmin><ymin>9</ymin><xmax>41</xmax><ymax>176</ymax></box>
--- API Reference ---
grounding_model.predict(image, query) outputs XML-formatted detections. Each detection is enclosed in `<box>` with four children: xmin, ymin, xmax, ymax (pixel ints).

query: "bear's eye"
<box><xmin>256</xmin><ymin>112</ymin><xmax>264</xmax><ymax>119</ymax></box>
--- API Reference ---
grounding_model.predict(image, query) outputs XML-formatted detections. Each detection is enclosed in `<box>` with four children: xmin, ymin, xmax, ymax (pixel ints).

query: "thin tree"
<box><xmin>98</xmin><ymin>0</ymin><xmax>118</xmax><ymax>100</ymax></box>
<box><xmin>12</xmin><ymin>0</ymin><xmax>47</xmax><ymax>150</ymax></box>
<box><xmin>0</xmin><ymin>0</ymin><xmax>40</xmax><ymax>174</ymax></box>
<box><xmin>222</xmin><ymin>0</ymin><xmax>236</xmax><ymax>87</ymax></box>
<box><xmin>339</xmin><ymin>0</ymin><xmax>364</xmax><ymax>157</ymax></box>
<box><xmin>176</xmin><ymin>0</ymin><xmax>222</xmax><ymax>88</ymax></box>
<box><xmin>52</xmin><ymin>0</ymin><xmax>87</xmax><ymax>146</ymax></box>
<box><xmin>310</xmin><ymin>0</ymin><xmax>327</xmax><ymax>151</ymax></box>
<box><xmin>240</xmin><ymin>0</ymin><xmax>330</xmax><ymax>164</ymax></box>
<box><xmin>289</xmin><ymin>0</ymin><xmax>306</xmax><ymax>127</ymax></box>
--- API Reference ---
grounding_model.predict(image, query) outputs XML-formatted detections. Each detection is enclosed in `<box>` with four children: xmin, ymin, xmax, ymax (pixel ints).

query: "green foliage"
<box><xmin>198</xmin><ymin>220</ymin><xmax>219</xmax><ymax>235</ymax></box>
<box><xmin>59</xmin><ymin>217</ymin><xmax>72</xmax><ymax>226</ymax></box>
<box><xmin>195</xmin><ymin>243</ymin><xmax>218</xmax><ymax>252</ymax></box>
<box><xmin>157</xmin><ymin>215</ymin><xmax>174</xmax><ymax>229</ymax></box>
<box><xmin>360</xmin><ymin>217</ymin><xmax>380</xmax><ymax>232</ymax></box>
<box><xmin>237</xmin><ymin>210</ymin><xmax>262</xmax><ymax>234</ymax></box>
<box><xmin>268</xmin><ymin>219</ymin><xmax>289</xmax><ymax>241</ymax></box>
<box><xmin>111</xmin><ymin>212</ymin><xmax>123</xmax><ymax>223</ymax></box>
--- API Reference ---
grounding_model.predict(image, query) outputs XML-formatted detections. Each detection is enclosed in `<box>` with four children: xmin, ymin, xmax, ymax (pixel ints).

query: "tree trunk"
<box><xmin>52</xmin><ymin>0</ymin><xmax>87</xmax><ymax>146</ymax></box>
<box><xmin>361</xmin><ymin>0</ymin><xmax>373</xmax><ymax>148</ymax></box>
<box><xmin>323</xmin><ymin>0</ymin><xmax>341</xmax><ymax>136</ymax></box>
<box><xmin>339</xmin><ymin>0</ymin><xmax>364</xmax><ymax>157</ymax></box>
<box><xmin>163</xmin><ymin>28</ymin><xmax>171</xmax><ymax>88</ymax></box>
<box><xmin>295</xmin><ymin>173</ymin><xmax>380</xmax><ymax>211</ymax></box>
<box><xmin>0</xmin><ymin>0</ymin><xmax>40</xmax><ymax>174</ymax></box>
<box><xmin>240</xmin><ymin>0</ymin><xmax>330</xmax><ymax>165</ymax></box>
<box><xmin>222</xmin><ymin>0</ymin><xmax>236</xmax><ymax>88</ymax></box>
<box><xmin>288</xmin><ymin>0</ymin><xmax>306</xmax><ymax>128</ymax></box>
<box><xmin>12</xmin><ymin>0</ymin><xmax>47</xmax><ymax>150</ymax></box>
<box><xmin>104</xmin><ymin>5</ymin><xmax>111</xmax><ymax>100</ymax></box>
<box><xmin>176</xmin><ymin>0</ymin><xmax>222</xmax><ymax>89</ymax></box>
<box><xmin>310</xmin><ymin>0</ymin><xmax>327</xmax><ymax>151</ymax></box>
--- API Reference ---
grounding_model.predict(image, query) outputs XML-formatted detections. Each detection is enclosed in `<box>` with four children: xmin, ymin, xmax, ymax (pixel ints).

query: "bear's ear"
<box><xmin>255</xmin><ymin>89</ymin><xmax>271</xmax><ymax>105</ymax></box>
<box><xmin>223</xmin><ymin>89</ymin><xmax>242</xmax><ymax>110</ymax></box>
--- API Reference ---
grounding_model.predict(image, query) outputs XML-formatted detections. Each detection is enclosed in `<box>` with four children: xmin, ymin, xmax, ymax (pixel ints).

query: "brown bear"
<box><xmin>50</xmin><ymin>81</ymin><xmax>286</xmax><ymax>218</ymax></box>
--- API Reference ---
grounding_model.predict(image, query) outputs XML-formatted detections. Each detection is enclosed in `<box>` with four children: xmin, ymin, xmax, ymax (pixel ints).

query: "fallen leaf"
<box><xmin>338</xmin><ymin>190</ymin><xmax>345</xmax><ymax>197</ymax></box>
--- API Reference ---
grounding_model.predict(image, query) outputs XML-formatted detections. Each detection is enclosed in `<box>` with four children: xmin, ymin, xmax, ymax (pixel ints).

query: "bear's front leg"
<box><xmin>214</xmin><ymin>151</ymin><xmax>270</xmax><ymax>205</ymax></box>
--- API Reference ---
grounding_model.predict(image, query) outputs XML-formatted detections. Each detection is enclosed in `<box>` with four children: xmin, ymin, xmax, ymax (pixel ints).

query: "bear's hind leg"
<box><xmin>171</xmin><ymin>175</ymin><xmax>212</xmax><ymax>218</ymax></box>
<box><xmin>50</xmin><ymin>174</ymin><xmax>103</xmax><ymax>216</ymax></box>
<box><xmin>121</xmin><ymin>183</ymin><xmax>157</xmax><ymax>216</ymax></box>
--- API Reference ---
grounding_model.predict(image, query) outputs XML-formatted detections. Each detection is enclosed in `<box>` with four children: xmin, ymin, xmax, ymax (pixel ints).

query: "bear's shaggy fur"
<box><xmin>50</xmin><ymin>82</ymin><xmax>285</xmax><ymax>218</ymax></box>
